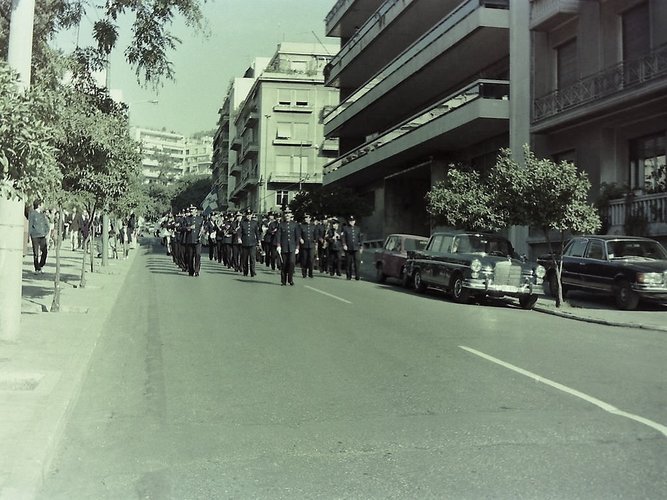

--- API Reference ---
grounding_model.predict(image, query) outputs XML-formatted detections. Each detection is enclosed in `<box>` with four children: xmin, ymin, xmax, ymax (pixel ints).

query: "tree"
<box><xmin>170</xmin><ymin>174</ymin><xmax>211</xmax><ymax>213</ymax></box>
<box><xmin>488</xmin><ymin>146</ymin><xmax>601</xmax><ymax>306</ymax></box>
<box><xmin>0</xmin><ymin>62</ymin><xmax>61</xmax><ymax>198</ymax></box>
<box><xmin>426</xmin><ymin>167</ymin><xmax>507</xmax><ymax>232</ymax></box>
<box><xmin>288</xmin><ymin>186</ymin><xmax>373</xmax><ymax>221</ymax></box>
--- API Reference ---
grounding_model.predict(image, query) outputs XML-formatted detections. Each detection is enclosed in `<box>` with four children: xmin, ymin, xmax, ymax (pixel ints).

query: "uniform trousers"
<box><xmin>185</xmin><ymin>243</ymin><xmax>202</xmax><ymax>276</ymax></box>
<box><xmin>279</xmin><ymin>251</ymin><xmax>296</xmax><ymax>285</ymax></box>
<box><xmin>328</xmin><ymin>249</ymin><xmax>341</xmax><ymax>276</ymax></box>
<box><xmin>318</xmin><ymin>242</ymin><xmax>327</xmax><ymax>272</ymax></box>
<box><xmin>215</xmin><ymin>239</ymin><xmax>224</xmax><ymax>263</ymax></box>
<box><xmin>31</xmin><ymin>236</ymin><xmax>48</xmax><ymax>271</ymax></box>
<box><xmin>300</xmin><ymin>247</ymin><xmax>314</xmax><ymax>278</ymax></box>
<box><xmin>346</xmin><ymin>250</ymin><xmax>361</xmax><ymax>280</ymax></box>
<box><xmin>208</xmin><ymin>237</ymin><xmax>216</xmax><ymax>260</ymax></box>
<box><xmin>232</xmin><ymin>244</ymin><xmax>241</xmax><ymax>271</ymax></box>
<box><xmin>241</xmin><ymin>245</ymin><xmax>257</xmax><ymax>276</ymax></box>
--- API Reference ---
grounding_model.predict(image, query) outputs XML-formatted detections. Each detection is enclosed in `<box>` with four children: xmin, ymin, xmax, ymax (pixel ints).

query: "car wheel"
<box><xmin>376</xmin><ymin>263</ymin><xmax>386</xmax><ymax>283</ymax></box>
<box><xmin>614</xmin><ymin>280</ymin><xmax>639</xmax><ymax>310</ymax></box>
<box><xmin>451</xmin><ymin>274</ymin><xmax>470</xmax><ymax>304</ymax></box>
<box><xmin>519</xmin><ymin>294</ymin><xmax>538</xmax><ymax>310</ymax></box>
<box><xmin>413</xmin><ymin>270</ymin><xmax>426</xmax><ymax>293</ymax></box>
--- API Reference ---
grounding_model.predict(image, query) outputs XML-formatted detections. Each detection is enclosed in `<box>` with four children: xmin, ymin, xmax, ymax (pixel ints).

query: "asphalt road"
<box><xmin>38</xmin><ymin>241</ymin><xmax>667</xmax><ymax>499</ymax></box>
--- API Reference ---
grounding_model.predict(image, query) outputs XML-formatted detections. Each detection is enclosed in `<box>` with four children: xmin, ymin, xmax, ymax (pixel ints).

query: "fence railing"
<box><xmin>608</xmin><ymin>192</ymin><xmax>667</xmax><ymax>228</ymax></box>
<box><xmin>534</xmin><ymin>44</ymin><xmax>667</xmax><ymax>122</ymax></box>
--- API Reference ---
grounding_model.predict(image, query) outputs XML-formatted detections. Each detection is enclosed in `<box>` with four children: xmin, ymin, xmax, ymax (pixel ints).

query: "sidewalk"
<box><xmin>0</xmin><ymin>244</ymin><xmax>139</xmax><ymax>500</ymax></box>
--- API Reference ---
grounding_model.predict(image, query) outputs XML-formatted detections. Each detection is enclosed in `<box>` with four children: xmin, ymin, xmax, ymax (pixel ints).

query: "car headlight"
<box><xmin>470</xmin><ymin>259</ymin><xmax>482</xmax><ymax>273</ymax></box>
<box><xmin>535</xmin><ymin>265</ymin><xmax>546</xmax><ymax>278</ymax></box>
<box><xmin>637</xmin><ymin>272</ymin><xmax>664</xmax><ymax>285</ymax></box>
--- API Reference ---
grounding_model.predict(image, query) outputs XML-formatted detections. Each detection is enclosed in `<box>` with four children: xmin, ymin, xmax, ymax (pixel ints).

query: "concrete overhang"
<box><xmin>325</xmin><ymin>0</ymin><xmax>384</xmax><ymax>38</ymax></box>
<box><xmin>324</xmin><ymin>7</ymin><xmax>509</xmax><ymax>139</ymax></box>
<box><xmin>324</xmin><ymin>98</ymin><xmax>509</xmax><ymax>187</ymax></box>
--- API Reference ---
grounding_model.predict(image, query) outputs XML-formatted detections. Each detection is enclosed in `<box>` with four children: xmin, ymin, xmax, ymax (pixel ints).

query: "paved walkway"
<box><xmin>1</xmin><ymin>245</ymin><xmax>665</xmax><ymax>498</ymax></box>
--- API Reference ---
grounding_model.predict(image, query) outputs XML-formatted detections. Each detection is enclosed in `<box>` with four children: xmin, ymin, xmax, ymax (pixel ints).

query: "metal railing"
<box><xmin>323</xmin><ymin>79</ymin><xmax>509</xmax><ymax>176</ymax></box>
<box><xmin>534</xmin><ymin>44</ymin><xmax>667</xmax><ymax>122</ymax></box>
<box><xmin>323</xmin><ymin>0</ymin><xmax>509</xmax><ymax>125</ymax></box>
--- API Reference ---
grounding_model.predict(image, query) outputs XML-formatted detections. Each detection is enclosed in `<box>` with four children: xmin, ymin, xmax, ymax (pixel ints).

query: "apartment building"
<box><xmin>225</xmin><ymin>42</ymin><xmax>340</xmax><ymax>213</ymax></box>
<box><xmin>323</xmin><ymin>0</ymin><xmax>667</xmax><ymax>252</ymax></box>
<box><xmin>134</xmin><ymin>127</ymin><xmax>213</xmax><ymax>185</ymax></box>
<box><xmin>530</xmin><ymin>0</ymin><xmax>667</xmax><ymax>246</ymax></box>
<box><xmin>322</xmin><ymin>0</ymin><xmax>519</xmax><ymax>242</ymax></box>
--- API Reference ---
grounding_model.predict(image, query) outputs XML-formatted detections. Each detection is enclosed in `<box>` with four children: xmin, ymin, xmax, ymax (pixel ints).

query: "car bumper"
<box><xmin>633</xmin><ymin>285</ymin><xmax>667</xmax><ymax>301</ymax></box>
<box><xmin>465</xmin><ymin>278</ymin><xmax>542</xmax><ymax>297</ymax></box>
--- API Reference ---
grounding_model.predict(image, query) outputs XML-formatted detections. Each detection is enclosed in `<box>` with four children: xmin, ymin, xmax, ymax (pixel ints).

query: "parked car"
<box><xmin>374</xmin><ymin>234</ymin><xmax>429</xmax><ymax>284</ymax></box>
<box><xmin>404</xmin><ymin>231</ymin><xmax>545</xmax><ymax>309</ymax></box>
<box><xmin>538</xmin><ymin>235</ymin><xmax>667</xmax><ymax>310</ymax></box>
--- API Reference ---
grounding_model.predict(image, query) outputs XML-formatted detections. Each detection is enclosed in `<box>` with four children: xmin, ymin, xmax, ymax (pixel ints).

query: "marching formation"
<box><xmin>157</xmin><ymin>207</ymin><xmax>364</xmax><ymax>285</ymax></box>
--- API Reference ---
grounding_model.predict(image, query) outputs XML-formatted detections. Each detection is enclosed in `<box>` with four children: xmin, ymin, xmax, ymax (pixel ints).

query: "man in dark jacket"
<box><xmin>28</xmin><ymin>199</ymin><xmax>50</xmax><ymax>274</ymax></box>
<box><xmin>275</xmin><ymin>209</ymin><xmax>300</xmax><ymax>286</ymax></box>
<box><xmin>184</xmin><ymin>206</ymin><xmax>204</xmax><ymax>276</ymax></box>
<box><xmin>299</xmin><ymin>213</ymin><xmax>316</xmax><ymax>278</ymax></box>
<box><xmin>341</xmin><ymin>215</ymin><xmax>364</xmax><ymax>280</ymax></box>
<box><xmin>240</xmin><ymin>209</ymin><xmax>262</xmax><ymax>277</ymax></box>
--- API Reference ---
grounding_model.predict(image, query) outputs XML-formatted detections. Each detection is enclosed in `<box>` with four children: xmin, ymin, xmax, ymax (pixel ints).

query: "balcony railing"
<box><xmin>534</xmin><ymin>44</ymin><xmax>667</xmax><ymax>122</ymax></box>
<box><xmin>608</xmin><ymin>192</ymin><xmax>667</xmax><ymax>229</ymax></box>
<box><xmin>323</xmin><ymin>0</ymin><xmax>509</xmax><ymax>126</ymax></box>
<box><xmin>323</xmin><ymin>79</ymin><xmax>509</xmax><ymax>176</ymax></box>
<box><xmin>325</xmin><ymin>0</ymin><xmax>354</xmax><ymax>25</ymax></box>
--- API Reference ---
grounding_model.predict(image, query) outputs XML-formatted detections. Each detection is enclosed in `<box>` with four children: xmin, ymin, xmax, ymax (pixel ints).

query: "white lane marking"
<box><xmin>304</xmin><ymin>285</ymin><xmax>352</xmax><ymax>304</ymax></box>
<box><xmin>459</xmin><ymin>345</ymin><xmax>667</xmax><ymax>438</ymax></box>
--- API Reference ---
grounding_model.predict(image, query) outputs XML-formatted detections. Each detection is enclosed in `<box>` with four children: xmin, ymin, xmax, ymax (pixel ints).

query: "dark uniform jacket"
<box><xmin>240</xmin><ymin>219</ymin><xmax>261</xmax><ymax>246</ymax></box>
<box><xmin>276</xmin><ymin>220</ymin><xmax>300</xmax><ymax>253</ymax></box>
<box><xmin>326</xmin><ymin>227</ymin><xmax>342</xmax><ymax>251</ymax></box>
<box><xmin>341</xmin><ymin>225</ymin><xmax>363</xmax><ymax>251</ymax></box>
<box><xmin>183</xmin><ymin>214</ymin><xmax>204</xmax><ymax>245</ymax></box>
<box><xmin>299</xmin><ymin>222</ymin><xmax>316</xmax><ymax>249</ymax></box>
<box><xmin>232</xmin><ymin>220</ymin><xmax>242</xmax><ymax>244</ymax></box>
<box><xmin>265</xmin><ymin>219</ymin><xmax>279</xmax><ymax>245</ymax></box>
<box><xmin>222</xmin><ymin>221</ymin><xmax>233</xmax><ymax>244</ymax></box>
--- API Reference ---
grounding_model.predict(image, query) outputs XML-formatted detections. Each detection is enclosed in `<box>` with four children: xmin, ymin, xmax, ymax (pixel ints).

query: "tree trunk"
<box><xmin>51</xmin><ymin>205</ymin><xmax>63</xmax><ymax>312</ymax></box>
<box><xmin>79</xmin><ymin>235</ymin><xmax>87</xmax><ymax>288</ymax></box>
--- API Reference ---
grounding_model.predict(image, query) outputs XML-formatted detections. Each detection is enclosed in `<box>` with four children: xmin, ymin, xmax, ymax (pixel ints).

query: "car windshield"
<box><xmin>453</xmin><ymin>235</ymin><xmax>512</xmax><ymax>256</ymax></box>
<box><xmin>606</xmin><ymin>240</ymin><xmax>667</xmax><ymax>260</ymax></box>
<box><xmin>404</xmin><ymin>238</ymin><xmax>428</xmax><ymax>252</ymax></box>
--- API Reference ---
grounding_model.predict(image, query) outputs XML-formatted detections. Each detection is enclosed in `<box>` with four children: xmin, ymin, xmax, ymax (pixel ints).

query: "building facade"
<box><xmin>322</xmin><ymin>0</ymin><xmax>667</xmax><ymax>252</ymax></box>
<box><xmin>219</xmin><ymin>42</ymin><xmax>340</xmax><ymax>213</ymax></box>
<box><xmin>134</xmin><ymin>127</ymin><xmax>213</xmax><ymax>185</ymax></box>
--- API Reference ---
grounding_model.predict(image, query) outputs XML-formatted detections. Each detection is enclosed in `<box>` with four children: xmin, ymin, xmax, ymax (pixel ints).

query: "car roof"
<box><xmin>387</xmin><ymin>233</ymin><xmax>429</xmax><ymax>240</ymax></box>
<box><xmin>572</xmin><ymin>235</ymin><xmax>659</xmax><ymax>242</ymax></box>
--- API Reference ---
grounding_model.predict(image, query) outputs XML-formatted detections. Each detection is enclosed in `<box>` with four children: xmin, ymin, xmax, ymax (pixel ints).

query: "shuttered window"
<box><xmin>622</xmin><ymin>2</ymin><xmax>650</xmax><ymax>62</ymax></box>
<box><xmin>556</xmin><ymin>39</ymin><xmax>577</xmax><ymax>89</ymax></box>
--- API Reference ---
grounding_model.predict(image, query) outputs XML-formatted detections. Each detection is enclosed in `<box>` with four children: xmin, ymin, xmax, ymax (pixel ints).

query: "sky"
<box><xmin>54</xmin><ymin>0</ymin><xmax>337</xmax><ymax>136</ymax></box>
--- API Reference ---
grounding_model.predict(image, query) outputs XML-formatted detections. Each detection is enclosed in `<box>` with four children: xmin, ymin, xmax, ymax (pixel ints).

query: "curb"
<box><xmin>533</xmin><ymin>305</ymin><xmax>667</xmax><ymax>333</ymax></box>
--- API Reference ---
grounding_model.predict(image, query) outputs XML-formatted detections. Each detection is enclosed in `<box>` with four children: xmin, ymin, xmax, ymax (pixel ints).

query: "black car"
<box><xmin>539</xmin><ymin>235</ymin><xmax>667</xmax><ymax>310</ymax></box>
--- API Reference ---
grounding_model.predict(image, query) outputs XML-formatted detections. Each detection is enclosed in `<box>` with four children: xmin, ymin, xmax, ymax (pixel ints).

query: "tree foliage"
<box><xmin>426</xmin><ymin>167</ymin><xmax>506</xmax><ymax>232</ymax></box>
<box><xmin>0</xmin><ymin>62</ymin><xmax>61</xmax><ymax>199</ymax></box>
<box><xmin>288</xmin><ymin>186</ymin><xmax>373</xmax><ymax>221</ymax></box>
<box><xmin>170</xmin><ymin>175</ymin><xmax>211</xmax><ymax>213</ymax></box>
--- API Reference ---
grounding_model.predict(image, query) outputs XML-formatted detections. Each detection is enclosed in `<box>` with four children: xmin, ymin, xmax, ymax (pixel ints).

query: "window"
<box><xmin>294</xmin><ymin>123</ymin><xmax>309</xmax><ymax>142</ymax></box>
<box><xmin>278</xmin><ymin>89</ymin><xmax>291</xmax><ymax>106</ymax></box>
<box><xmin>295</xmin><ymin>90</ymin><xmax>310</xmax><ymax>107</ymax></box>
<box><xmin>276</xmin><ymin>123</ymin><xmax>291</xmax><ymax>140</ymax></box>
<box><xmin>585</xmin><ymin>240</ymin><xmax>605</xmax><ymax>260</ymax></box>
<box><xmin>622</xmin><ymin>2</ymin><xmax>650</xmax><ymax>62</ymax></box>
<box><xmin>276</xmin><ymin>190</ymin><xmax>289</xmax><ymax>207</ymax></box>
<box><xmin>556</xmin><ymin>39</ymin><xmax>577</xmax><ymax>89</ymax></box>
<box><xmin>275</xmin><ymin>155</ymin><xmax>291</xmax><ymax>174</ymax></box>
<box><xmin>565</xmin><ymin>238</ymin><xmax>588</xmax><ymax>257</ymax></box>
<box><xmin>629</xmin><ymin>132</ymin><xmax>666</xmax><ymax>192</ymax></box>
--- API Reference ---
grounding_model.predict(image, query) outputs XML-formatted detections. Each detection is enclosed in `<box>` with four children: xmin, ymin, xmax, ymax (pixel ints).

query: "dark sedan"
<box><xmin>374</xmin><ymin>233</ymin><xmax>429</xmax><ymax>284</ymax></box>
<box><xmin>540</xmin><ymin>235</ymin><xmax>667</xmax><ymax>310</ymax></box>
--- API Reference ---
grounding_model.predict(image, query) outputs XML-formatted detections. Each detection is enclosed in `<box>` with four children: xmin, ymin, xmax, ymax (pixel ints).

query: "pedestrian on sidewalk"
<box><xmin>67</xmin><ymin>206</ymin><xmax>83</xmax><ymax>250</ymax></box>
<box><xmin>28</xmin><ymin>199</ymin><xmax>50</xmax><ymax>274</ymax></box>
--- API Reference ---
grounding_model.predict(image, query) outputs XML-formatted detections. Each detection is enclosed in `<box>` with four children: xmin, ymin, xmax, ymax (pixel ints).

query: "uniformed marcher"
<box><xmin>264</xmin><ymin>212</ymin><xmax>279</xmax><ymax>270</ymax></box>
<box><xmin>231</xmin><ymin>211</ymin><xmax>243</xmax><ymax>272</ymax></box>
<box><xmin>222</xmin><ymin>214</ymin><xmax>233</xmax><ymax>268</ymax></box>
<box><xmin>184</xmin><ymin>205</ymin><xmax>204</xmax><ymax>277</ymax></box>
<box><xmin>315</xmin><ymin>215</ymin><xmax>329</xmax><ymax>273</ymax></box>
<box><xmin>341</xmin><ymin>214</ymin><xmax>363</xmax><ymax>280</ymax></box>
<box><xmin>240</xmin><ymin>209</ymin><xmax>262</xmax><ymax>277</ymax></box>
<box><xmin>299</xmin><ymin>213</ymin><xmax>316</xmax><ymax>278</ymax></box>
<box><xmin>276</xmin><ymin>209</ymin><xmax>300</xmax><ymax>286</ymax></box>
<box><xmin>326</xmin><ymin>219</ymin><xmax>342</xmax><ymax>277</ymax></box>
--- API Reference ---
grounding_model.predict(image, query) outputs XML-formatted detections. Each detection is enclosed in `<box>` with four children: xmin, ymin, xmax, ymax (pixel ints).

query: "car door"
<box><xmin>421</xmin><ymin>234</ymin><xmax>444</xmax><ymax>285</ymax></box>
<box><xmin>561</xmin><ymin>238</ymin><xmax>589</xmax><ymax>289</ymax></box>
<box><xmin>579</xmin><ymin>238</ymin><xmax>612</xmax><ymax>292</ymax></box>
<box><xmin>383</xmin><ymin>236</ymin><xmax>401</xmax><ymax>278</ymax></box>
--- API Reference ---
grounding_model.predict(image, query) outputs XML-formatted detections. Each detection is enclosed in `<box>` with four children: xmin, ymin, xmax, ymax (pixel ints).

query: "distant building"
<box><xmin>212</xmin><ymin>42</ymin><xmax>340</xmax><ymax>213</ymax></box>
<box><xmin>133</xmin><ymin>127</ymin><xmax>214</xmax><ymax>185</ymax></box>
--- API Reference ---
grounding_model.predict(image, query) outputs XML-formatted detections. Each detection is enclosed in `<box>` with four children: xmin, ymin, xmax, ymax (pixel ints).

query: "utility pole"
<box><xmin>0</xmin><ymin>0</ymin><xmax>36</xmax><ymax>341</ymax></box>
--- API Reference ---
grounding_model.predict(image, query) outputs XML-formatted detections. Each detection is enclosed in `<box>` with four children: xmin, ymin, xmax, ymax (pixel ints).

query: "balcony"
<box><xmin>608</xmin><ymin>192</ymin><xmax>667</xmax><ymax>237</ymax></box>
<box><xmin>326</xmin><ymin>0</ymin><xmax>463</xmax><ymax>89</ymax></box>
<box><xmin>532</xmin><ymin>44</ymin><xmax>667</xmax><ymax>132</ymax></box>
<box><xmin>241</xmin><ymin>141</ymin><xmax>259</xmax><ymax>160</ymax></box>
<box><xmin>325</xmin><ymin>0</ymin><xmax>384</xmax><ymax>38</ymax></box>
<box><xmin>243</xmin><ymin>111</ymin><xmax>258</xmax><ymax>130</ymax></box>
<box><xmin>269</xmin><ymin>172</ymin><xmax>322</xmax><ymax>184</ymax></box>
<box><xmin>230</xmin><ymin>136</ymin><xmax>242</xmax><ymax>151</ymax></box>
<box><xmin>324</xmin><ymin>0</ymin><xmax>509</xmax><ymax>139</ymax></box>
<box><xmin>229</xmin><ymin>162</ymin><xmax>241</xmax><ymax>175</ymax></box>
<box><xmin>323</xmin><ymin>79</ymin><xmax>510</xmax><ymax>185</ymax></box>
<box><xmin>530</xmin><ymin>0</ymin><xmax>580</xmax><ymax>31</ymax></box>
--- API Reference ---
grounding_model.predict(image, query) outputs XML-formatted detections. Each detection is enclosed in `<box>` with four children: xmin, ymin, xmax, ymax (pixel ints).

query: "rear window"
<box><xmin>607</xmin><ymin>240</ymin><xmax>667</xmax><ymax>259</ymax></box>
<box><xmin>565</xmin><ymin>239</ymin><xmax>588</xmax><ymax>257</ymax></box>
<box><xmin>404</xmin><ymin>238</ymin><xmax>428</xmax><ymax>252</ymax></box>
